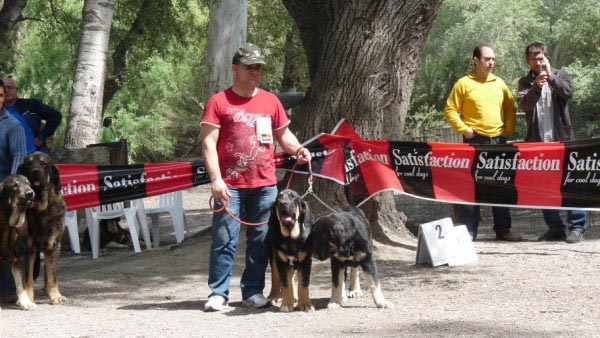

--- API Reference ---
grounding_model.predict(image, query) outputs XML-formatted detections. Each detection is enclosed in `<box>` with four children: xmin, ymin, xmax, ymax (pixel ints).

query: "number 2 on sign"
<box><xmin>435</xmin><ymin>224</ymin><xmax>444</xmax><ymax>239</ymax></box>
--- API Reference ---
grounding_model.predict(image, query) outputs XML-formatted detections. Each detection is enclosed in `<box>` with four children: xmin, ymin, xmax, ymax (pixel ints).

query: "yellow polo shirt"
<box><xmin>443</xmin><ymin>73</ymin><xmax>516</xmax><ymax>138</ymax></box>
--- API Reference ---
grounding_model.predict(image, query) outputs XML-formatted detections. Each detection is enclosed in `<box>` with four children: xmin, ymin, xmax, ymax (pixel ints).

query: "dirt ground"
<box><xmin>2</xmin><ymin>185</ymin><xmax>600</xmax><ymax>337</ymax></box>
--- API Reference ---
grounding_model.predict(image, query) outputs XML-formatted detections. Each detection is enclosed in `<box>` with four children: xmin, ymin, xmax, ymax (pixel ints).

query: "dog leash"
<box><xmin>208</xmin><ymin>196</ymin><xmax>269</xmax><ymax>227</ymax></box>
<box><xmin>207</xmin><ymin>160</ymin><xmax>315</xmax><ymax>226</ymax></box>
<box><xmin>287</xmin><ymin>161</ymin><xmax>336</xmax><ymax>213</ymax></box>
<box><xmin>206</xmin><ymin>160</ymin><xmax>314</xmax><ymax>227</ymax></box>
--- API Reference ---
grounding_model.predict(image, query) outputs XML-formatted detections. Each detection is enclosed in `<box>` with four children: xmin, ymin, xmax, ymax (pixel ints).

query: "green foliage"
<box><xmin>553</xmin><ymin>0</ymin><xmax>600</xmax><ymax>65</ymax></box>
<box><xmin>563</xmin><ymin>61</ymin><xmax>600</xmax><ymax>138</ymax></box>
<box><xmin>403</xmin><ymin>105</ymin><xmax>446</xmax><ymax>142</ymax></box>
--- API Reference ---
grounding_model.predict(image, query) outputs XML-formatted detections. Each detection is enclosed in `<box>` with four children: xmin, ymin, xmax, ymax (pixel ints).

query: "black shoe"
<box><xmin>538</xmin><ymin>229</ymin><xmax>566</xmax><ymax>241</ymax></box>
<box><xmin>566</xmin><ymin>231</ymin><xmax>584</xmax><ymax>243</ymax></box>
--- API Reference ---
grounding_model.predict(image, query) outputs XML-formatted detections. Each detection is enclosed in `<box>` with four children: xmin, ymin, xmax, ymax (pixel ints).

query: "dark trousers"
<box><xmin>0</xmin><ymin>262</ymin><xmax>15</xmax><ymax>295</ymax></box>
<box><xmin>459</xmin><ymin>134</ymin><xmax>512</xmax><ymax>238</ymax></box>
<box><xmin>0</xmin><ymin>252</ymin><xmax>41</xmax><ymax>295</ymax></box>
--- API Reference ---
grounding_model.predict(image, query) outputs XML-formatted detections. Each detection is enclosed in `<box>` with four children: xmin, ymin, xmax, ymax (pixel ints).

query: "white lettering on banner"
<box><xmin>345</xmin><ymin>148</ymin><xmax>388</xmax><ymax>172</ymax></box>
<box><xmin>567</xmin><ymin>152</ymin><xmax>600</xmax><ymax>171</ymax></box>
<box><xmin>102</xmin><ymin>171</ymin><xmax>187</xmax><ymax>192</ymax></box>
<box><xmin>476</xmin><ymin>152</ymin><xmax>560</xmax><ymax>171</ymax></box>
<box><xmin>564</xmin><ymin>171</ymin><xmax>600</xmax><ymax>187</ymax></box>
<box><xmin>62</xmin><ymin>180</ymin><xmax>97</xmax><ymax>196</ymax></box>
<box><xmin>391</xmin><ymin>150</ymin><xmax>470</xmax><ymax>169</ymax></box>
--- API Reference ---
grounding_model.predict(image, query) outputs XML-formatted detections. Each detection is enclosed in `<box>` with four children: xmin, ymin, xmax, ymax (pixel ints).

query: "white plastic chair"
<box><xmin>64</xmin><ymin>210</ymin><xmax>81</xmax><ymax>254</ymax></box>
<box><xmin>141</xmin><ymin>191</ymin><xmax>188</xmax><ymax>248</ymax></box>
<box><xmin>84</xmin><ymin>199</ymin><xmax>151</xmax><ymax>259</ymax></box>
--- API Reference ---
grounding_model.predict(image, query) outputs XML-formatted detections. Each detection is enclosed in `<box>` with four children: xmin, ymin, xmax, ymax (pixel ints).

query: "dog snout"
<box><xmin>25</xmin><ymin>190</ymin><xmax>34</xmax><ymax>200</ymax></box>
<box><xmin>30</xmin><ymin>168</ymin><xmax>43</xmax><ymax>176</ymax></box>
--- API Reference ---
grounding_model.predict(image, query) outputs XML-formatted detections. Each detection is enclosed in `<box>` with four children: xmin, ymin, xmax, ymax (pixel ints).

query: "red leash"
<box><xmin>208</xmin><ymin>161</ymin><xmax>314</xmax><ymax>227</ymax></box>
<box><xmin>208</xmin><ymin>195</ymin><xmax>269</xmax><ymax>227</ymax></box>
<box><xmin>286</xmin><ymin>161</ymin><xmax>313</xmax><ymax>190</ymax></box>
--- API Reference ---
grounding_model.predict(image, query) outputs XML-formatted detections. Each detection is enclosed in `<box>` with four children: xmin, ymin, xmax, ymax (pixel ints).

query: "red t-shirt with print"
<box><xmin>201</xmin><ymin>88</ymin><xmax>290</xmax><ymax>188</ymax></box>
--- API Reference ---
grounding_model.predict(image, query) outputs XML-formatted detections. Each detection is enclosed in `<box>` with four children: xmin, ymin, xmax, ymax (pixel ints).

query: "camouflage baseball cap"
<box><xmin>232</xmin><ymin>43</ymin><xmax>266</xmax><ymax>65</ymax></box>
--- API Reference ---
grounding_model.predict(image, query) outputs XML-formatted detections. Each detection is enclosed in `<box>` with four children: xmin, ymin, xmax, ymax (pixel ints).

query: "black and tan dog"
<box><xmin>266</xmin><ymin>189</ymin><xmax>314</xmax><ymax>312</ymax></box>
<box><xmin>312</xmin><ymin>206</ymin><xmax>393</xmax><ymax>309</ymax></box>
<box><xmin>17</xmin><ymin>152</ymin><xmax>68</xmax><ymax>305</ymax></box>
<box><xmin>0</xmin><ymin>174</ymin><xmax>36</xmax><ymax>310</ymax></box>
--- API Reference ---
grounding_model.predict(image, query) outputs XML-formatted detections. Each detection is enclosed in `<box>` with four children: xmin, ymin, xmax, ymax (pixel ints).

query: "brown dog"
<box><xmin>267</xmin><ymin>189</ymin><xmax>314</xmax><ymax>312</ymax></box>
<box><xmin>17</xmin><ymin>152</ymin><xmax>68</xmax><ymax>305</ymax></box>
<box><xmin>0</xmin><ymin>174</ymin><xmax>36</xmax><ymax>310</ymax></box>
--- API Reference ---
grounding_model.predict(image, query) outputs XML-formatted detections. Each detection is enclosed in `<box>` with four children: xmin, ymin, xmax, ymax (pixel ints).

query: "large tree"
<box><xmin>283</xmin><ymin>0</ymin><xmax>443</xmax><ymax>241</ymax></box>
<box><xmin>65</xmin><ymin>0</ymin><xmax>116</xmax><ymax>149</ymax></box>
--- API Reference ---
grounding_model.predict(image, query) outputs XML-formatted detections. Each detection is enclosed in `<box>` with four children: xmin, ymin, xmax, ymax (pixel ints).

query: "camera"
<box><xmin>540</xmin><ymin>63</ymin><xmax>547</xmax><ymax>72</ymax></box>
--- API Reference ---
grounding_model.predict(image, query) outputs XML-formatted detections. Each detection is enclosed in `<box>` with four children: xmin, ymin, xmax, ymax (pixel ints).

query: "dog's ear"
<box><xmin>300</xmin><ymin>199</ymin><xmax>313</xmax><ymax>224</ymax></box>
<box><xmin>299</xmin><ymin>199</ymin><xmax>313</xmax><ymax>241</ymax></box>
<box><xmin>51</xmin><ymin>164</ymin><xmax>62</xmax><ymax>192</ymax></box>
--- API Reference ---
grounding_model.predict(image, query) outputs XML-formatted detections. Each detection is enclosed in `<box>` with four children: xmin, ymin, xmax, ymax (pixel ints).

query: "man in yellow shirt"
<box><xmin>443</xmin><ymin>44</ymin><xmax>521</xmax><ymax>241</ymax></box>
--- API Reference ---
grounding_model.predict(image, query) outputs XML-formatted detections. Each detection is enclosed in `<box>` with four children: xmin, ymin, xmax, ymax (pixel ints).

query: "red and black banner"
<box><xmin>58</xmin><ymin>120</ymin><xmax>600</xmax><ymax>211</ymax></box>
<box><xmin>326</xmin><ymin>120</ymin><xmax>600</xmax><ymax>210</ymax></box>
<box><xmin>58</xmin><ymin>149</ymin><xmax>334</xmax><ymax>211</ymax></box>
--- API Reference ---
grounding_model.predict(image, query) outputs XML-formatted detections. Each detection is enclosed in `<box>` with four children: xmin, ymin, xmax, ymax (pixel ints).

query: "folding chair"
<box><xmin>84</xmin><ymin>200</ymin><xmax>151</xmax><ymax>259</ymax></box>
<box><xmin>141</xmin><ymin>191</ymin><xmax>188</xmax><ymax>248</ymax></box>
<box><xmin>64</xmin><ymin>210</ymin><xmax>81</xmax><ymax>254</ymax></box>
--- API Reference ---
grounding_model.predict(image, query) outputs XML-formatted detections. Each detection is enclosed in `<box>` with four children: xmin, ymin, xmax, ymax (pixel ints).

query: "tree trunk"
<box><xmin>283</xmin><ymin>0</ymin><xmax>442</xmax><ymax>242</ymax></box>
<box><xmin>65</xmin><ymin>0</ymin><xmax>116</xmax><ymax>149</ymax></box>
<box><xmin>102</xmin><ymin>0</ymin><xmax>156</xmax><ymax>113</ymax></box>
<box><xmin>203</xmin><ymin>0</ymin><xmax>247</xmax><ymax>102</ymax></box>
<box><xmin>0</xmin><ymin>0</ymin><xmax>27</xmax><ymax>47</ymax></box>
<box><xmin>280</xmin><ymin>30</ymin><xmax>302</xmax><ymax>92</ymax></box>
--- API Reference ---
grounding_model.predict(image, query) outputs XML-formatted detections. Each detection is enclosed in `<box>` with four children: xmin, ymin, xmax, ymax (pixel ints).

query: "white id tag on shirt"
<box><xmin>256</xmin><ymin>117</ymin><xmax>273</xmax><ymax>144</ymax></box>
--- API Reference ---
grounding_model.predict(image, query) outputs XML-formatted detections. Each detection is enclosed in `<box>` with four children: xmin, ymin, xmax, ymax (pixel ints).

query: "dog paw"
<box><xmin>267</xmin><ymin>293</ymin><xmax>281</xmax><ymax>303</ymax></box>
<box><xmin>375</xmin><ymin>300</ymin><xmax>394</xmax><ymax>309</ymax></box>
<box><xmin>297</xmin><ymin>302</ymin><xmax>315</xmax><ymax>312</ymax></box>
<box><xmin>327</xmin><ymin>301</ymin><xmax>342</xmax><ymax>309</ymax></box>
<box><xmin>16</xmin><ymin>299</ymin><xmax>37</xmax><ymax>310</ymax></box>
<box><xmin>279</xmin><ymin>303</ymin><xmax>294</xmax><ymax>312</ymax></box>
<box><xmin>50</xmin><ymin>295</ymin><xmax>68</xmax><ymax>305</ymax></box>
<box><xmin>347</xmin><ymin>289</ymin><xmax>363</xmax><ymax>298</ymax></box>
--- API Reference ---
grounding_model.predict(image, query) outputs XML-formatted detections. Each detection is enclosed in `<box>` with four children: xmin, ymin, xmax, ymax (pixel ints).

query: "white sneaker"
<box><xmin>204</xmin><ymin>295</ymin><xmax>227</xmax><ymax>312</ymax></box>
<box><xmin>242</xmin><ymin>294</ymin><xmax>271</xmax><ymax>308</ymax></box>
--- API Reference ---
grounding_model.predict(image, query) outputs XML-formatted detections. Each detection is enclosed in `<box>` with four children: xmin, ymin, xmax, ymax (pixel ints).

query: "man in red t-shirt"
<box><xmin>201</xmin><ymin>43</ymin><xmax>311</xmax><ymax>311</ymax></box>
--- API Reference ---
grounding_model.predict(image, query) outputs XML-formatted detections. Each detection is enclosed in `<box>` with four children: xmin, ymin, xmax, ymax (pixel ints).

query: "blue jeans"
<box><xmin>459</xmin><ymin>134</ymin><xmax>512</xmax><ymax>238</ymax></box>
<box><xmin>542</xmin><ymin>209</ymin><xmax>586</xmax><ymax>233</ymax></box>
<box><xmin>207</xmin><ymin>185</ymin><xmax>277</xmax><ymax>301</ymax></box>
<box><xmin>0</xmin><ymin>262</ymin><xmax>16</xmax><ymax>295</ymax></box>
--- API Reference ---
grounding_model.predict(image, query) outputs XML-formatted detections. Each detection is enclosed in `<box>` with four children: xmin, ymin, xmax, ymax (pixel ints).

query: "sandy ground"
<box><xmin>2</xmin><ymin>185</ymin><xmax>600</xmax><ymax>337</ymax></box>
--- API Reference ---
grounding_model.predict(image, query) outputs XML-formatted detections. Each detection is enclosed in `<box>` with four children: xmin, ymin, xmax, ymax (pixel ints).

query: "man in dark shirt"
<box><xmin>2</xmin><ymin>77</ymin><xmax>62</xmax><ymax>154</ymax></box>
